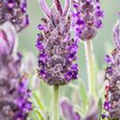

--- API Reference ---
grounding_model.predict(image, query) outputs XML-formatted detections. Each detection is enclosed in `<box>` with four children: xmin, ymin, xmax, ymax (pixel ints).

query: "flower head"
<box><xmin>0</xmin><ymin>0</ymin><xmax>29</xmax><ymax>32</ymax></box>
<box><xmin>72</xmin><ymin>0</ymin><xmax>104</xmax><ymax>41</ymax></box>
<box><xmin>0</xmin><ymin>22</ymin><xmax>32</xmax><ymax>120</ymax></box>
<box><xmin>103</xmin><ymin>20</ymin><xmax>120</xmax><ymax>119</ymax></box>
<box><xmin>36</xmin><ymin>0</ymin><xmax>78</xmax><ymax>85</ymax></box>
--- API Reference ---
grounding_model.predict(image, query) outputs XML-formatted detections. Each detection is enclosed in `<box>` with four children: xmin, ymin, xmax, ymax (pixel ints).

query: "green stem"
<box><xmin>53</xmin><ymin>85</ymin><xmax>59</xmax><ymax>120</ymax></box>
<box><xmin>85</xmin><ymin>40</ymin><xmax>96</xmax><ymax>96</ymax></box>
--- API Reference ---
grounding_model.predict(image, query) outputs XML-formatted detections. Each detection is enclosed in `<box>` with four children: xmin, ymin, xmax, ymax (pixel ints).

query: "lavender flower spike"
<box><xmin>103</xmin><ymin>20</ymin><xmax>120</xmax><ymax>119</ymax></box>
<box><xmin>0</xmin><ymin>22</ymin><xmax>32</xmax><ymax>120</ymax></box>
<box><xmin>36</xmin><ymin>0</ymin><xmax>78</xmax><ymax>85</ymax></box>
<box><xmin>0</xmin><ymin>0</ymin><xmax>29</xmax><ymax>32</ymax></box>
<box><xmin>72</xmin><ymin>0</ymin><xmax>104</xmax><ymax>40</ymax></box>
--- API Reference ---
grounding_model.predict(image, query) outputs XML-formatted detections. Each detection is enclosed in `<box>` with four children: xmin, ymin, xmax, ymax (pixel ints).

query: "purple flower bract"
<box><xmin>103</xmin><ymin>20</ymin><xmax>120</xmax><ymax>119</ymax></box>
<box><xmin>36</xmin><ymin>0</ymin><xmax>78</xmax><ymax>85</ymax></box>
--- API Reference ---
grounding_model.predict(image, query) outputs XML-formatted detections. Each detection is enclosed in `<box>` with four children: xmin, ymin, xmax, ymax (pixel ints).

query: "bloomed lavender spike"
<box><xmin>0</xmin><ymin>0</ymin><xmax>29</xmax><ymax>32</ymax></box>
<box><xmin>72</xmin><ymin>0</ymin><xmax>104</xmax><ymax>41</ymax></box>
<box><xmin>36</xmin><ymin>0</ymin><xmax>78</xmax><ymax>85</ymax></box>
<box><xmin>103</xmin><ymin>20</ymin><xmax>120</xmax><ymax>119</ymax></box>
<box><xmin>0</xmin><ymin>22</ymin><xmax>32</xmax><ymax>120</ymax></box>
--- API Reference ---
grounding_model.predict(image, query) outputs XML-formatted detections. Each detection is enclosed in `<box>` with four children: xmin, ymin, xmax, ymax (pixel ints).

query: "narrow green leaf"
<box><xmin>78</xmin><ymin>79</ymin><xmax>88</xmax><ymax>110</ymax></box>
<box><xmin>98</xmin><ymin>98</ymin><xmax>103</xmax><ymax>120</ymax></box>
<box><xmin>34</xmin><ymin>108</ymin><xmax>44</xmax><ymax>120</ymax></box>
<box><xmin>32</xmin><ymin>91</ymin><xmax>44</xmax><ymax>110</ymax></box>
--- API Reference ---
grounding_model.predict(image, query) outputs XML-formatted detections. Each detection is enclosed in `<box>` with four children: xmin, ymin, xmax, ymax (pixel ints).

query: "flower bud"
<box><xmin>72</xmin><ymin>0</ymin><xmax>104</xmax><ymax>41</ymax></box>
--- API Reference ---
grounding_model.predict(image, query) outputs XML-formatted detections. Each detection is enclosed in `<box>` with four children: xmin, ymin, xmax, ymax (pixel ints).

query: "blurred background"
<box><xmin>18</xmin><ymin>0</ymin><xmax>120</xmax><ymax>112</ymax></box>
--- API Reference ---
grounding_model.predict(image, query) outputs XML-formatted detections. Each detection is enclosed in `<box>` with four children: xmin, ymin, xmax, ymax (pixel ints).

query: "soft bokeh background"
<box><xmin>18</xmin><ymin>0</ymin><xmax>120</xmax><ymax>113</ymax></box>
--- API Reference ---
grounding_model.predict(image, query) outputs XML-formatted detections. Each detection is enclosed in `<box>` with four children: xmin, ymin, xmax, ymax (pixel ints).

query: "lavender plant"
<box><xmin>0</xmin><ymin>19</ymin><xmax>32</xmax><ymax>120</ymax></box>
<box><xmin>0</xmin><ymin>0</ymin><xmax>32</xmax><ymax>119</ymax></box>
<box><xmin>0</xmin><ymin>0</ymin><xmax>29</xmax><ymax>32</ymax></box>
<box><xmin>1</xmin><ymin>0</ymin><xmax>118</xmax><ymax>120</ymax></box>
<box><xmin>36</xmin><ymin>0</ymin><xmax>78</xmax><ymax>85</ymax></box>
<box><xmin>72</xmin><ymin>0</ymin><xmax>104</xmax><ymax>97</ymax></box>
<box><xmin>103</xmin><ymin>20</ymin><xmax>120</xmax><ymax>120</ymax></box>
<box><xmin>72</xmin><ymin>0</ymin><xmax>104</xmax><ymax>40</ymax></box>
<box><xmin>36</xmin><ymin>0</ymin><xmax>78</xmax><ymax>120</ymax></box>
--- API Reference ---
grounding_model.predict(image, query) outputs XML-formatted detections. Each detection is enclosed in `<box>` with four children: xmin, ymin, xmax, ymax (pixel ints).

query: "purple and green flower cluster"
<box><xmin>103</xmin><ymin>21</ymin><xmax>120</xmax><ymax>119</ymax></box>
<box><xmin>0</xmin><ymin>2</ymin><xmax>32</xmax><ymax>119</ymax></box>
<box><xmin>72</xmin><ymin>0</ymin><xmax>104</xmax><ymax>40</ymax></box>
<box><xmin>36</xmin><ymin>0</ymin><xmax>78</xmax><ymax>85</ymax></box>
<box><xmin>1</xmin><ymin>0</ymin><xmax>120</xmax><ymax>120</ymax></box>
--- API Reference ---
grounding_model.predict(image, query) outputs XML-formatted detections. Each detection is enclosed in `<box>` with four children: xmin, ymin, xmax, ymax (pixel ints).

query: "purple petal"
<box><xmin>105</xmin><ymin>55</ymin><xmax>112</xmax><ymax>63</ymax></box>
<box><xmin>50</xmin><ymin>4</ymin><xmax>60</xmax><ymax>25</ymax></box>
<box><xmin>104</xmin><ymin>101</ymin><xmax>111</xmax><ymax>111</ymax></box>
<box><xmin>61</xmin><ymin>99</ymin><xmax>80</xmax><ymax>120</ymax></box>
<box><xmin>62</xmin><ymin>0</ymin><xmax>70</xmax><ymax>16</ymax></box>
<box><xmin>20</xmin><ymin>0</ymin><xmax>27</xmax><ymax>13</ymax></box>
<box><xmin>39</xmin><ymin>0</ymin><xmax>51</xmax><ymax>18</ymax></box>
<box><xmin>113</xmin><ymin>20</ymin><xmax>120</xmax><ymax>49</ymax></box>
<box><xmin>101</xmin><ymin>114</ymin><xmax>109</xmax><ymax>119</ymax></box>
<box><xmin>53</xmin><ymin>0</ymin><xmax>63</xmax><ymax>15</ymax></box>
